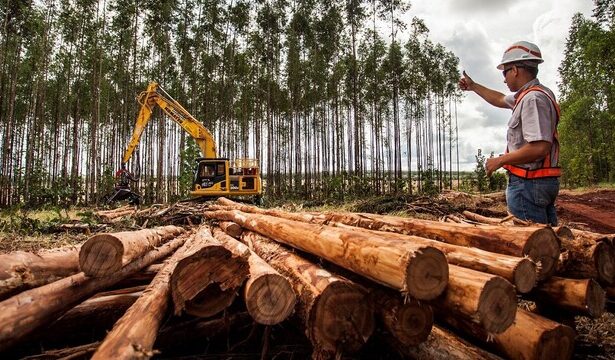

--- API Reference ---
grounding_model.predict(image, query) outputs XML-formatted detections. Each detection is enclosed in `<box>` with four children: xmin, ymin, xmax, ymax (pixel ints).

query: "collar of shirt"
<box><xmin>513</xmin><ymin>78</ymin><xmax>541</xmax><ymax>101</ymax></box>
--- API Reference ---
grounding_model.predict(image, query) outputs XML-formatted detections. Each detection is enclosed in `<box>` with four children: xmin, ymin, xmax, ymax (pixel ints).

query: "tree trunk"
<box><xmin>331</xmin><ymin>222</ymin><xmax>537</xmax><ymax>293</ymax></box>
<box><xmin>219</xmin><ymin>220</ymin><xmax>243</xmax><ymax>238</ymax></box>
<box><xmin>212</xmin><ymin>228</ymin><xmax>295</xmax><ymax>325</ymax></box>
<box><xmin>370</xmin><ymin>288</ymin><xmax>433</xmax><ymax>346</ymax></box>
<box><xmin>432</xmin><ymin>265</ymin><xmax>517</xmax><ymax>334</ymax></box>
<box><xmin>205</xmin><ymin>209</ymin><xmax>448</xmax><ymax>300</ymax></box>
<box><xmin>170</xmin><ymin>226</ymin><xmax>250</xmax><ymax>318</ymax></box>
<box><xmin>440</xmin><ymin>308</ymin><xmax>575</xmax><ymax>360</ymax></box>
<box><xmin>322</xmin><ymin>212</ymin><xmax>559</xmax><ymax>280</ymax></box>
<box><xmin>79</xmin><ymin>225</ymin><xmax>184</xmax><ymax>277</ymax></box>
<box><xmin>532</xmin><ymin>276</ymin><xmax>605</xmax><ymax>318</ymax></box>
<box><xmin>241</xmin><ymin>231</ymin><xmax>374</xmax><ymax>358</ymax></box>
<box><xmin>0</xmin><ymin>246</ymin><xmax>81</xmax><ymax>300</ymax></box>
<box><xmin>400</xmin><ymin>325</ymin><xmax>503</xmax><ymax>360</ymax></box>
<box><xmin>97</xmin><ymin>208</ymin><xmax>136</xmax><ymax>222</ymax></box>
<box><xmin>557</xmin><ymin>229</ymin><xmax>615</xmax><ymax>285</ymax></box>
<box><xmin>0</xmin><ymin>234</ymin><xmax>188</xmax><ymax>351</ymax></box>
<box><xmin>93</xmin><ymin>229</ymin><xmax>203</xmax><ymax>359</ymax></box>
<box><xmin>214</xmin><ymin>198</ymin><xmax>556</xmax><ymax>280</ymax></box>
<box><xmin>38</xmin><ymin>286</ymin><xmax>145</xmax><ymax>345</ymax></box>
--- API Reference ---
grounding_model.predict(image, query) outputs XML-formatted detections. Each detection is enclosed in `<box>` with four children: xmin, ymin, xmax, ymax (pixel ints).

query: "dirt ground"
<box><xmin>557</xmin><ymin>189</ymin><xmax>615</xmax><ymax>234</ymax></box>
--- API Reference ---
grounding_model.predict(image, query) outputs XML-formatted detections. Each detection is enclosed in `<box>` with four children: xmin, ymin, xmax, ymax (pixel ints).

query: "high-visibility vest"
<box><xmin>502</xmin><ymin>85</ymin><xmax>562</xmax><ymax>179</ymax></box>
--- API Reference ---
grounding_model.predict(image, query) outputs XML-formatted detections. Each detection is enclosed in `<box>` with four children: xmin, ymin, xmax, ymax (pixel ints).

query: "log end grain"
<box><xmin>477</xmin><ymin>276</ymin><xmax>517</xmax><ymax>334</ymax></box>
<box><xmin>534</xmin><ymin>321</ymin><xmax>576</xmax><ymax>360</ymax></box>
<box><xmin>220</xmin><ymin>221</ymin><xmax>243</xmax><ymax>238</ymax></box>
<box><xmin>171</xmin><ymin>246</ymin><xmax>249</xmax><ymax>317</ymax></box>
<box><xmin>79</xmin><ymin>235</ymin><xmax>124</xmax><ymax>277</ymax></box>
<box><xmin>513</xmin><ymin>258</ymin><xmax>539</xmax><ymax>294</ymax></box>
<box><xmin>586</xmin><ymin>279</ymin><xmax>606</xmax><ymax>318</ymax></box>
<box><xmin>595</xmin><ymin>241</ymin><xmax>615</xmax><ymax>285</ymax></box>
<box><xmin>523</xmin><ymin>228</ymin><xmax>561</xmax><ymax>280</ymax></box>
<box><xmin>245</xmin><ymin>273</ymin><xmax>296</xmax><ymax>325</ymax></box>
<box><xmin>309</xmin><ymin>281</ymin><xmax>375</xmax><ymax>355</ymax></box>
<box><xmin>185</xmin><ymin>283</ymin><xmax>238</xmax><ymax>318</ymax></box>
<box><xmin>405</xmin><ymin>247</ymin><xmax>449</xmax><ymax>301</ymax></box>
<box><xmin>387</xmin><ymin>298</ymin><xmax>433</xmax><ymax>346</ymax></box>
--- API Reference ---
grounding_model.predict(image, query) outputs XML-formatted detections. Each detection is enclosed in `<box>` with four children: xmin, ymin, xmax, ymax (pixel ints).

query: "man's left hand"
<box><xmin>486</xmin><ymin>157</ymin><xmax>503</xmax><ymax>177</ymax></box>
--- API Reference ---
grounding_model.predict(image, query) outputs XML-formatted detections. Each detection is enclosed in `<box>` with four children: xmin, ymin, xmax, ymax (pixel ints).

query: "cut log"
<box><xmin>98</xmin><ymin>208</ymin><xmax>137</xmax><ymax>222</ymax></box>
<box><xmin>401</xmin><ymin>325</ymin><xmax>503</xmax><ymax>360</ymax></box>
<box><xmin>212</xmin><ymin>228</ymin><xmax>296</xmax><ymax>325</ymax></box>
<box><xmin>0</xmin><ymin>234</ymin><xmax>188</xmax><ymax>352</ymax></box>
<box><xmin>170</xmin><ymin>226</ymin><xmax>250</xmax><ymax>317</ymax></box>
<box><xmin>322</xmin><ymin>212</ymin><xmax>560</xmax><ymax>280</ymax></box>
<box><xmin>432</xmin><ymin>265</ymin><xmax>517</xmax><ymax>334</ymax></box>
<box><xmin>0</xmin><ymin>246</ymin><xmax>80</xmax><ymax>301</ymax></box>
<box><xmin>557</xmin><ymin>231</ymin><xmax>615</xmax><ymax>285</ymax></box>
<box><xmin>79</xmin><ymin>225</ymin><xmax>184</xmax><ymax>277</ymax></box>
<box><xmin>241</xmin><ymin>231</ymin><xmax>374</xmax><ymax>357</ymax></box>
<box><xmin>440</xmin><ymin>308</ymin><xmax>575</xmax><ymax>360</ymax></box>
<box><xmin>22</xmin><ymin>342</ymin><xmax>100</xmax><ymax>360</ymax></box>
<box><xmin>38</xmin><ymin>287</ymin><xmax>144</xmax><ymax>345</ymax></box>
<box><xmin>93</xmin><ymin>229</ymin><xmax>208</xmax><ymax>359</ymax></box>
<box><xmin>370</xmin><ymin>288</ymin><xmax>433</xmax><ymax>346</ymax></box>
<box><xmin>205</xmin><ymin>210</ymin><xmax>448</xmax><ymax>300</ymax></box>
<box><xmin>213</xmin><ymin>199</ymin><xmax>558</xmax><ymax>280</ymax></box>
<box><xmin>533</xmin><ymin>276</ymin><xmax>605</xmax><ymax>318</ymax></box>
<box><xmin>332</xmin><ymin>222</ymin><xmax>537</xmax><ymax>293</ymax></box>
<box><xmin>219</xmin><ymin>221</ymin><xmax>243</xmax><ymax>238</ymax></box>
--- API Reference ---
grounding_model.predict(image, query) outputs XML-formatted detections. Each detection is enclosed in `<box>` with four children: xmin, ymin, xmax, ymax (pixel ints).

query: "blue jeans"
<box><xmin>506</xmin><ymin>174</ymin><xmax>560</xmax><ymax>226</ymax></box>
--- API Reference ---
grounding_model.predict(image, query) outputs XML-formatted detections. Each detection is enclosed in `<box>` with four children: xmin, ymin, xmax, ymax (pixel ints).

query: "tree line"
<box><xmin>0</xmin><ymin>0</ymin><xmax>462</xmax><ymax>207</ymax></box>
<box><xmin>558</xmin><ymin>0</ymin><xmax>615</xmax><ymax>186</ymax></box>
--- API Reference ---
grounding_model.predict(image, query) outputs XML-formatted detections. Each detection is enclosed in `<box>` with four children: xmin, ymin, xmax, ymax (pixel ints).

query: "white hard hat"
<box><xmin>497</xmin><ymin>41</ymin><xmax>543</xmax><ymax>70</ymax></box>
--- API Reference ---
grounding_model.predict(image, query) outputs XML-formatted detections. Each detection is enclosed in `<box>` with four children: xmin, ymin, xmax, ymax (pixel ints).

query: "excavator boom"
<box><xmin>121</xmin><ymin>81</ymin><xmax>262</xmax><ymax>199</ymax></box>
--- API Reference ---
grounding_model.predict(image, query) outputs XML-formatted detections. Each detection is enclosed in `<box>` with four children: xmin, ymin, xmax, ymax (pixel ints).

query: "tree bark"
<box><xmin>532</xmin><ymin>276</ymin><xmax>605</xmax><ymax>318</ymax></box>
<box><xmin>241</xmin><ymin>231</ymin><xmax>374</xmax><ymax>358</ymax></box>
<box><xmin>0</xmin><ymin>246</ymin><xmax>80</xmax><ymax>300</ymax></box>
<box><xmin>212</xmin><ymin>228</ymin><xmax>295</xmax><ymax>325</ymax></box>
<box><xmin>93</xmin><ymin>229</ymin><xmax>204</xmax><ymax>359</ymax></box>
<box><xmin>219</xmin><ymin>220</ymin><xmax>243</xmax><ymax>238</ymax></box>
<box><xmin>370</xmin><ymin>288</ymin><xmax>433</xmax><ymax>346</ymax></box>
<box><xmin>97</xmin><ymin>208</ymin><xmax>137</xmax><ymax>222</ymax></box>
<box><xmin>111</xmin><ymin>263</ymin><xmax>163</xmax><ymax>289</ymax></box>
<box><xmin>214</xmin><ymin>199</ymin><xmax>557</xmax><ymax>280</ymax></box>
<box><xmin>432</xmin><ymin>265</ymin><xmax>517</xmax><ymax>334</ymax></box>
<box><xmin>205</xmin><ymin>210</ymin><xmax>448</xmax><ymax>300</ymax></box>
<box><xmin>440</xmin><ymin>308</ymin><xmax>575</xmax><ymax>360</ymax></box>
<box><xmin>0</xmin><ymin>234</ymin><xmax>188</xmax><ymax>351</ymax></box>
<box><xmin>400</xmin><ymin>325</ymin><xmax>503</xmax><ymax>360</ymax></box>
<box><xmin>79</xmin><ymin>225</ymin><xmax>184</xmax><ymax>277</ymax></box>
<box><xmin>170</xmin><ymin>226</ymin><xmax>250</xmax><ymax>318</ymax></box>
<box><xmin>332</xmin><ymin>222</ymin><xmax>537</xmax><ymax>293</ymax></box>
<box><xmin>557</xmin><ymin>230</ymin><xmax>615</xmax><ymax>285</ymax></box>
<box><xmin>323</xmin><ymin>212</ymin><xmax>559</xmax><ymax>280</ymax></box>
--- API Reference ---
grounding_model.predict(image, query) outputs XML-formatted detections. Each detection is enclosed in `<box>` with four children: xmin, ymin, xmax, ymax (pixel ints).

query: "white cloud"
<box><xmin>403</xmin><ymin>0</ymin><xmax>594</xmax><ymax>170</ymax></box>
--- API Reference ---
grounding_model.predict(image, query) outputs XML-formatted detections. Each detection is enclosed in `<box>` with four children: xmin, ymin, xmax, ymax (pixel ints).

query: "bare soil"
<box><xmin>557</xmin><ymin>189</ymin><xmax>615</xmax><ymax>234</ymax></box>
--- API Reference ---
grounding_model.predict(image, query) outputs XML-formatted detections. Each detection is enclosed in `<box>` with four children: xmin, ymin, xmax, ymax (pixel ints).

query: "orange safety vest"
<box><xmin>502</xmin><ymin>85</ymin><xmax>562</xmax><ymax>179</ymax></box>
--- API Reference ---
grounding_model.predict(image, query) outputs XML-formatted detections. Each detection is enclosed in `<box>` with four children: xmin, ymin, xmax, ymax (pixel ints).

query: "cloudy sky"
<box><xmin>402</xmin><ymin>0</ymin><xmax>594</xmax><ymax>170</ymax></box>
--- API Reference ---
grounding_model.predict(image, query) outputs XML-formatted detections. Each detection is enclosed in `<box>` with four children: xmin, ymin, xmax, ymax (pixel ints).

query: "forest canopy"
<box><xmin>0</xmin><ymin>0</ymin><xmax>461</xmax><ymax>207</ymax></box>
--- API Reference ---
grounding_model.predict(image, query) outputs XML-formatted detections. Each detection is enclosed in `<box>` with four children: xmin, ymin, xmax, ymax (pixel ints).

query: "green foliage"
<box><xmin>178</xmin><ymin>138</ymin><xmax>200</xmax><ymax>197</ymax></box>
<box><xmin>418</xmin><ymin>160</ymin><xmax>440</xmax><ymax>197</ymax></box>
<box><xmin>558</xmin><ymin>8</ymin><xmax>615</xmax><ymax>186</ymax></box>
<box><xmin>474</xmin><ymin>149</ymin><xmax>488</xmax><ymax>193</ymax></box>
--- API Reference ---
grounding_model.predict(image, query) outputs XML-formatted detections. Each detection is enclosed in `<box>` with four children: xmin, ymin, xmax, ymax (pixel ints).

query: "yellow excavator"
<box><xmin>119</xmin><ymin>81</ymin><xmax>262</xmax><ymax>202</ymax></box>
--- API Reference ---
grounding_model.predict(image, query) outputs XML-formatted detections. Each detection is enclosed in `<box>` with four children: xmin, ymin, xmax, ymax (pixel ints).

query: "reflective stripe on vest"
<box><xmin>502</xmin><ymin>85</ymin><xmax>562</xmax><ymax>179</ymax></box>
<box><xmin>505</xmin><ymin>45</ymin><xmax>542</xmax><ymax>58</ymax></box>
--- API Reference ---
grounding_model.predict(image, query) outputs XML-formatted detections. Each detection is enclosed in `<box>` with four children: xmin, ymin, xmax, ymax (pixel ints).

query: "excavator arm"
<box><xmin>122</xmin><ymin>81</ymin><xmax>217</xmax><ymax>164</ymax></box>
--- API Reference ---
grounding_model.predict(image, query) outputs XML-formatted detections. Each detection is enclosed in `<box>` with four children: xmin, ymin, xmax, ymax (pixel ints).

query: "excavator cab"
<box><xmin>192</xmin><ymin>158</ymin><xmax>262</xmax><ymax>198</ymax></box>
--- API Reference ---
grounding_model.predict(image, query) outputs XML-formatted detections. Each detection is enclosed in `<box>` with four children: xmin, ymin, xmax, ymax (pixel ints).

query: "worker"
<box><xmin>459</xmin><ymin>41</ymin><xmax>561</xmax><ymax>225</ymax></box>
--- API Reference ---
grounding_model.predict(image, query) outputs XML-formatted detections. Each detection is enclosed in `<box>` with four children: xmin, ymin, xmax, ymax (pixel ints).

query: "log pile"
<box><xmin>2</xmin><ymin>198</ymin><xmax>615</xmax><ymax>360</ymax></box>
